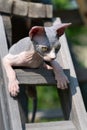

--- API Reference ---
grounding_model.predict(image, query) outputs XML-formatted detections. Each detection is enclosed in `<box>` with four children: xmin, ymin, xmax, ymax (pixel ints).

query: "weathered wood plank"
<box><xmin>15</xmin><ymin>68</ymin><xmax>69</xmax><ymax>85</ymax></box>
<box><xmin>0</xmin><ymin>15</ymin><xmax>22</xmax><ymax>130</ymax></box>
<box><xmin>28</xmin><ymin>2</ymin><xmax>46</xmax><ymax>18</ymax></box>
<box><xmin>56</xmin><ymin>18</ymin><xmax>87</xmax><ymax>130</ymax></box>
<box><xmin>13</xmin><ymin>0</ymin><xmax>28</xmax><ymax>16</ymax></box>
<box><xmin>45</xmin><ymin>4</ymin><xmax>53</xmax><ymax>18</ymax></box>
<box><xmin>0</xmin><ymin>1</ymin><xmax>53</xmax><ymax>18</ymax></box>
<box><xmin>0</xmin><ymin>0</ymin><xmax>12</xmax><ymax>14</ymax></box>
<box><xmin>0</xmin><ymin>87</ymin><xmax>6</xmax><ymax>130</ymax></box>
<box><xmin>2</xmin><ymin>16</ymin><xmax>12</xmax><ymax>47</ymax></box>
<box><xmin>0</xmin><ymin>16</ymin><xmax>11</xmax><ymax>130</ymax></box>
<box><xmin>26</xmin><ymin>121</ymin><xmax>76</xmax><ymax>130</ymax></box>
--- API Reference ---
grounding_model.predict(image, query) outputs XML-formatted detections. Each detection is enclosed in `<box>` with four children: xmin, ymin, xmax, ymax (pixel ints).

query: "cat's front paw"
<box><xmin>55</xmin><ymin>72</ymin><xmax>69</xmax><ymax>89</ymax></box>
<box><xmin>8</xmin><ymin>79</ymin><xmax>19</xmax><ymax>97</ymax></box>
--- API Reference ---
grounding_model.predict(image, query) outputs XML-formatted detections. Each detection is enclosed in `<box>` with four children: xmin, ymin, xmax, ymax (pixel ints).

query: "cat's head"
<box><xmin>29</xmin><ymin>22</ymin><xmax>71</xmax><ymax>61</ymax></box>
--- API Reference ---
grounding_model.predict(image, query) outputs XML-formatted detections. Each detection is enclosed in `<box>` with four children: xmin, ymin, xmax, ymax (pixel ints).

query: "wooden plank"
<box><xmin>0</xmin><ymin>0</ymin><xmax>52</xmax><ymax>18</ymax></box>
<box><xmin>0</xmin><ymin>15</ymin><xmax>22</xmax><ymax>130</ymax></box>
<box><xmin>26</xmin><ymin>121</ymin><xmax>76</xmax><ymax>130</ymax></box>
<box><xmin>56</xmin><ymin>18</ymin><xmax>87</xmax><ymax>130</ymax></box>
<box><xmin>0</xmin><ymin>0</ymin><xmax>12</xmax><ymax>14</ymax></box>
<box><xmin>0</xmin><ymin>16</ymin><xmax>8</xmax><ymax>57</ymax></box>
<box><xmin>0</xmin><ymin>58</ymin><xmax>15</xmax><ymax>130</ymax></box>
<box><xmin>0</xmin><ymin>15</ymin><xmax>12</xmax><ymax>130</ymax></box>
<box><xmin>0</xmin><ymin>8</ymin><xmax>83</xmax><ymax>25</ymax></box>
<box><xmin>45</xmin><ymin>4</ymin><xmax>53</xmax><ymax>18</ymax></box>
<box><xmin>15</xmin><ymin>68</ymin><xmax>70</xmax><ymax>85</ymax></box>
<box><xmin>13</xmin><ymin>0</ymin><xmax>28</xmax><ymax>16</ymax></box>
<box><xmin>2</xmin><ymin>16</ymin><xmax>12</xmax><ymax>47</ymax></box>
<box><xmin>0</xmin><ymin>89</ymin><xmax>6</xmax><ymax>130</ymax></box>
<box><xmin>28</xmin><ymin>2</ymin><xmax>46</xmax><ymax>18</ymax></box>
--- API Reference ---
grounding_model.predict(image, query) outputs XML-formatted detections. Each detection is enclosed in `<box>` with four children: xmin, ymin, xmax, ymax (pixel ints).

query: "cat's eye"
<box><xmin>55</xmin><ymin>44</ymin><xmax>61</xmax><ymax>53</ymax></box>
<box><xmin>55</xmin><ymin>48</ymin><xmax>59</xmax><ymax>53</ymax></box>
<box><xmin>41</xmin><ymin>47</ymin><xmax>48</xmax><ymax>52</ymax></box>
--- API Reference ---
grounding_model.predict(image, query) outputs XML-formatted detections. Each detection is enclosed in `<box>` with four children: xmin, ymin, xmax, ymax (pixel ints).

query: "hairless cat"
<box><xmin>3</xmin><ymin>21</ymin><xmax>71</xmax><ymax>97</ymax></box>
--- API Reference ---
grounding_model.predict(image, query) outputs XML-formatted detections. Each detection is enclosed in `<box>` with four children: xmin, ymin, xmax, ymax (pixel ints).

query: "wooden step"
<box><xmin>26</xmin><ymin>121</ymin><xmax>76</xmax><ymax>130</ymax></box>
<box><xmin>15</xmin><ymin>68</ymin><xmax>70</xmax><ymax>85</ymax></box>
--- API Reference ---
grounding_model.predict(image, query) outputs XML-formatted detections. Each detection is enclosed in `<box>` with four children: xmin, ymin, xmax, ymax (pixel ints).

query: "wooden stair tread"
<box><xmin>26</xmin><ymin>121</ymin><xmax>76</xmax><ymax>130</ymax></box>
<box><xmin>15</xmin><ymin>68</ymin><xmax>70</xmax><ymax>85</ymax></box>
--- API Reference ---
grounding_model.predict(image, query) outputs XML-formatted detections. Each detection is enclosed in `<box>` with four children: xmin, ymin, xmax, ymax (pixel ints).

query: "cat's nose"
<box><xmin>50</xmin><ymin>54</ymin><xmax>56</xmax><ymax>60</ymax></box>
<box><xmin>49</xmin><ymin>50</ymin><xmax>56</xmax><ymax>59</ymax></box>
<box><xmin>51</xmin><ymin>57</ymin><xmax>56</xmax><ymax>60</ymax></box>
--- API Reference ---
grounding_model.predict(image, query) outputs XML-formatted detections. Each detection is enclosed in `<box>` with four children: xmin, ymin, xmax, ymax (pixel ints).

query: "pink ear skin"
<box><xmin>56</xmin><ymin>23</ymin><xmax>72</xmax><ymax>37</ymax></box>
<box><xmin>29</xmin><ymin>26</ymin><xmax>45</xmax><ymax>40</ymax></box>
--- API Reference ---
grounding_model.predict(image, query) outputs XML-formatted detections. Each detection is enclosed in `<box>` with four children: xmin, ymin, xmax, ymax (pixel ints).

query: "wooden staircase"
<box><xmin>0</xmin><ymin>4</ymin><xmax>87</xmax><ymax>130</ymax></box>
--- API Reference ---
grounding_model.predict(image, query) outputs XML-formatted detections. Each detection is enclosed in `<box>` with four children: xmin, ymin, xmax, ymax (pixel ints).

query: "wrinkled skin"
<box><xmin>3</xmin><ymin>22</ymin><xmax>71</xmax><ymax>97</ymax></box>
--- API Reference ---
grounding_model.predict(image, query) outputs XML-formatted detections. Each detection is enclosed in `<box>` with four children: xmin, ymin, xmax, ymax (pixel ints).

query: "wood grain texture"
<box><xmin>28</xmin><ymin>2</ymin><xmax>46</xmax><ymax>18</ymax></box>
<box><xmin>57</xmin><ymin>18</ymin><xmax>87</xmax><ymax>130</ymax></box>
<box><xmin>26</xmin><ymin>121</ymin><xmax>76</xmax><ymax>130</ymax></box>
<box><xmin>2</xmin><ymin>16</ymin><xmax>12</xmax><ymax>47</ymax></box>
<box><xmin>0</xmin><ymin>1</ymin><xmax>53</xmax><ymax>18</ymax></box>
<box><xmin>0</xmin><ymin>15</ymin><xmax>22</xmax><ymax>130</ymax></box>
<box><xmin>15</xmin><ymin>68</ymin><xmax>69</xmax><ymax>85</ymax></box>
<box><xmin>13</xmin><ymin>0</ymin><xmax>28</xmax><ymax>16</ymax></box>
<box><xmin>0</xmin><ymin>0</ymin><xmax>12</xmax><ymax>13</ymax></box>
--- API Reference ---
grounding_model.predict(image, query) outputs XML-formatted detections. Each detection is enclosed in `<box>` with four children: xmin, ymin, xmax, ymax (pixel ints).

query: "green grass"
<box><xmin>28</xmin><ymin>85</ymin><xmax>61</xmax><ymax>111</ymax></box>
<box><xmin>66</xmin><ymin>26</ymin><xmax>87</xmax><ymax>46</ymax></box>
<box><xmin>37</xmin><ymin>86</ymin><xmax>61</xmax><ymax>110</ymax></box>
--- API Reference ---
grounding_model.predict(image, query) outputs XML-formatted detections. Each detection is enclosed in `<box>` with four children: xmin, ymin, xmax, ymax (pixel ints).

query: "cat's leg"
<box><xmin>3</xmin><ymin>55</ymin><xmax>19</xmax><ymax>96</ymax></box>
<box><xmin>2</xmin><ymin>51</ymin><xmax>35</xmax><ymax>96</ymax></box>
<box><xmin>14</xmin><ymin>85</ymin><xmax>37</xmax><ymax>124</ymax></box>
<box><xmin>17</xmin><ymin>85</ymin><xmax>29</xmax><ymax>124</ymax></box>
<box><xmin>43</xmin><ymin>62</ymin><xmax>53</xmax><ymax>69</ymax></box>
<box><xmin>27</xmin><ymin>85</ymin><xmax>37</xmax><ymax>122</ymax></box>
<box><xmin>50</xmin><ymin>60</ymin><xmax>69</xmax><ymax>89</ymax></box>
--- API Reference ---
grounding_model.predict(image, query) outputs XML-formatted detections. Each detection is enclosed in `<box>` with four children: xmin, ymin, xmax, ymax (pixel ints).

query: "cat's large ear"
<box><xmin>53</xmin><ymin>23</ymin><xmax>71</xmax><ymax>37</ymax></box>
<box><xmin>29</xmin><ymin>26</ymin><xmax>45</xmax><ymax>40</ymax></box>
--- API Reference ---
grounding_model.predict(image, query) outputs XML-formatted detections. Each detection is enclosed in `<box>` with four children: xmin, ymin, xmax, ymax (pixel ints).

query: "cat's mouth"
<box><xmin>43</xmin><ymin>56</ymin><xmax>56</xmax><ymax>62</ymax></box>
<box><xmin>36</xmin><ymin>51</ymin><xmax>56</xmax><ymax>62</ymax></box>
<box><xmin>43</xmin><ymin>52</ymin><xmax>57</xmax><ymax>61</ymax></box>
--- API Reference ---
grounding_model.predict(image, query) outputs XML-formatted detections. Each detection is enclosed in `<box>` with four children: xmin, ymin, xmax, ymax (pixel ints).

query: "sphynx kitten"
<box><xmin>3</xmin><ymin>21</ymin><xmax>71</xmax><ymax>97</ymax></box>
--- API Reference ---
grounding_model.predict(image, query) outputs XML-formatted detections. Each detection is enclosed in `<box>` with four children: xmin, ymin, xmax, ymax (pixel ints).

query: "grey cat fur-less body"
<box><xmin>3</xmin><ymin>21</ymin><xmax>71</xmax><ymax>97</ymax></box>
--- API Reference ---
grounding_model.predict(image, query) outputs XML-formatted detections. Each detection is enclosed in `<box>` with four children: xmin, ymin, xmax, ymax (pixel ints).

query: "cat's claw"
<box><xmin>8</xmin><ymin>79</ymin><xmax>20</xmax><ymax>97</ymax></box>
<box><xmin>55</xmin><ymin>72</ymin><xmax>69</xmax><ymax>89</ymax></box>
